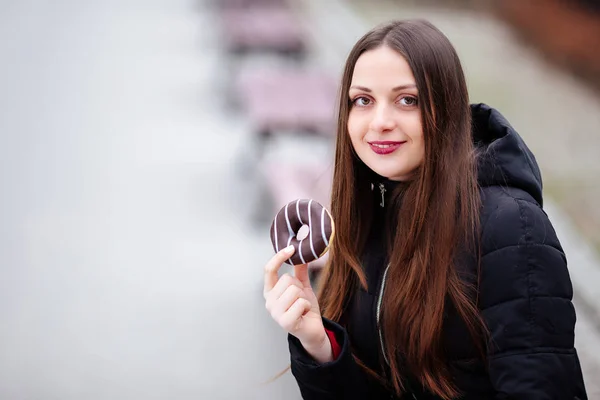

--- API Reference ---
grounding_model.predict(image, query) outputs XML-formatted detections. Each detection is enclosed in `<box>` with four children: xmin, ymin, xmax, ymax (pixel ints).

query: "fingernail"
<box><xmin>284</xmin><ymin>245</ymin><xmax>295</xmax><ymax>254</ymax></box>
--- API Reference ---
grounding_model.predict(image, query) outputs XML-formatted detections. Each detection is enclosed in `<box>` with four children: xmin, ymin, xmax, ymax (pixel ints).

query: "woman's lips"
<box><xmin>368</xmin><ymin>141</ymin><xmax>405</xmax><ymax>155</ymax></box>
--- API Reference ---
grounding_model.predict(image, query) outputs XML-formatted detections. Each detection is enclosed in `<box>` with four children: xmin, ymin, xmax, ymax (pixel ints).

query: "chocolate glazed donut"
<box><xmin>270</xmin><ymin>199</ymin><xmax>335</xmax><ymax>266</ymax></box>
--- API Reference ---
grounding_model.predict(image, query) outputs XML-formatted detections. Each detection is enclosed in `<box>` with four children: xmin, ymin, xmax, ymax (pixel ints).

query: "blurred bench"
<box><xmin>214</xmin><ymin>0</ymin><xmax>287</xmax><ymax>10</ymax></box>
<box><xmin>233</xmin><ymin>67</ymin><xmax>337</xmax><ymax>178</ymax></box>
<box><xmin>220</xmin><ymin>6</ymin><xmax>307</xmax><ymax>58</ymax></box>
<box><xmin>237</xmin><ymin>67</ymin><xmax>337</xmax><ymax>139</ymax></box>
<box><xmin>261</xmin><ymin>162</ymin><xmax>332</xmax><ymax>213</ymax></box>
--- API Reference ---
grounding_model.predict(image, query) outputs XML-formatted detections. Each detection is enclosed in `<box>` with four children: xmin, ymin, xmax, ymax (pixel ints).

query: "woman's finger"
<box><xmin>265</xmin><ymin>273</ymin><xmax>304</xmax><ymax>313</ymax></box>
<box><xmin>293</xmin><ymin>263</ymin><xmax>311</xmax><ymax>288</ymax></box>
<box><xmin>265</xmin><ymin>273</ymin><xmax>302</xmax><ymax>300</ymax></box>
<box><xmin>263</xmin><ymin>245</ymin><xmax>295</xmax><ymax>295</ymax></box>
<box><xmin>270</xmin><ymin>284</ymin><xmax>305</xmax><ymax>318</ymax></box>
<box><xmin>279</xmin><ymin>298</ymin><xmax>312</xmax><ymax>333</ymax></box>
<box><xmin>279</xmin><ymin>298</ymin><xmax>312</xmax><ymax>331</ymax></box>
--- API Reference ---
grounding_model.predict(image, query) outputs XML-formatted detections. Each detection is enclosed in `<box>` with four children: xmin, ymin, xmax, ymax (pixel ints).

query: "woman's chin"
<box><xmin>376</xmin><ymin>168</ymin><xmax>417</xmax><ymax>182</ymax></box>
<box><xmin>371</xmin><ymin>167</ymin><xmax>408</xmax><ymax>181</ymax></box>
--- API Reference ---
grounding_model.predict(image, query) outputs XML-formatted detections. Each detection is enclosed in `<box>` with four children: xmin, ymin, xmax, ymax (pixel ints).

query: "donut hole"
<box><xmin>297</xmin><ymin>224</ymin><xmax>310</xmax><ymax>241</ymax></box>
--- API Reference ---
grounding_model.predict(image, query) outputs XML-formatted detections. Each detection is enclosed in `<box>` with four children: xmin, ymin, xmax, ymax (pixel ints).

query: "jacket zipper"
<box><xmin>376</xmin><ymin>263</ymin><xmax>391</xmax><ymax>366</ymax></box>
<box><xmin>376</xmin><ymin>182</ymin><xmax>417</xmax><ymax>399</ymax></box>
<box><xmin>377</xmin><ymin>265</ymin><xmax>418</xmax><ymax>400</ymax></box>
<box><xmin>376</xmin><ymin>182</ymin><xmax>388</xmax><ymax>364</ymax></box>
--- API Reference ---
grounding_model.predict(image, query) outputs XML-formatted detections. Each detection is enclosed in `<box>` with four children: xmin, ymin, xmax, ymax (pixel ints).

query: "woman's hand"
<box><xmin>263</xmin><ymin>246</ymin><xmax>333</xmax><ymax>363</ymax></box>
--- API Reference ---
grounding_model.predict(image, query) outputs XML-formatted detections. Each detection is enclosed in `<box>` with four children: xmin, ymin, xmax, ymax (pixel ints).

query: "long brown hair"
<box><xmin>317</xmin><ymin>20</ymin><xmax>486</xmax><ymax>399</ymax></box>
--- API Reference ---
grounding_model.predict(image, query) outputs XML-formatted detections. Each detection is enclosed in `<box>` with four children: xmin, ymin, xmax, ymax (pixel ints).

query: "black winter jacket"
<box><xmin>288</xmin><ymin>104</ymin><xmax>588</xmax><ymax>399</ymax></box>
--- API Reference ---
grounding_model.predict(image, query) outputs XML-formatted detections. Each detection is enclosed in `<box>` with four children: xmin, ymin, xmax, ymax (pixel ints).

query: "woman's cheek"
<box><xmin>406</xmin><ymin>118</ymin><xmax>424</xmax><ymax>143</ymax></box>
<box><xmin>356</xmin><ymin>113</ymin><xmax>371</xmax><ymax>136</ymax></box>
<box><xmin>348</xmin><ymin>114</ymin><xmax>366</xmax><ymax>139</ymax></box>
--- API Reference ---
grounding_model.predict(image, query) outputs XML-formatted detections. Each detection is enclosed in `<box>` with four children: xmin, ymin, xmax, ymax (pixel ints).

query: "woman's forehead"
<box><xmin>351</xmin><ymin>46</ymin><xmax>416</xmax><ymax>88</ymax></box>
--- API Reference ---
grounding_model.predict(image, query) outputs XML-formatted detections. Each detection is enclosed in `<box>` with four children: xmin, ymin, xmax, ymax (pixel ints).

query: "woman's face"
<box><xmin>348</xmin><ymin>45</ymin><xmax>424</xmax><ymax>181</ymax></box>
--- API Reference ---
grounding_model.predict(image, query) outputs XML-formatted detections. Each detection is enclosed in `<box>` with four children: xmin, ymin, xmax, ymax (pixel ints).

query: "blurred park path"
<box><xmin>0</xmin><ymin>0</ymin><xmax>301</xmax><ymax>398</ymax></box>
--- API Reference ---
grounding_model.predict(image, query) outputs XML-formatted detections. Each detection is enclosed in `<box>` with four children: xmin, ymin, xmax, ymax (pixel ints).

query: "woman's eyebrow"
<box><xmin>392</xmin><ymin>84</ymin><xmax>417</xmax><ymax>91</ymax></box>
<box><xmin>349</xmin><ymin>84</ymin><xmax>417</xmax><ymax>92</ymax></box>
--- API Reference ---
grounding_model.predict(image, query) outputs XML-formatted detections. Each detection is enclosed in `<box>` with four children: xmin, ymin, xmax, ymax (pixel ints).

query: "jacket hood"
<box><xmin>472</xmin><ymin>103</ymin><xmax>543</xmax><ymax>205</ymax></box>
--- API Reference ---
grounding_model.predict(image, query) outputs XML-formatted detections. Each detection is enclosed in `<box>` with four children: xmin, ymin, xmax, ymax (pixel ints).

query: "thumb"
<box><xmin>294</xmin><ymin>263</ymin><xmax>312</xmax><ymax>288</ymax></box>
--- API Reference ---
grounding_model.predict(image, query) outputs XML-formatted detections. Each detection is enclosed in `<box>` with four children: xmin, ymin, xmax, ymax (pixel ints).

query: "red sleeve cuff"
<box><xmin>325</xmin><ymin>328</ymin><xmax>341</xmax><ymax>360</ymax></box>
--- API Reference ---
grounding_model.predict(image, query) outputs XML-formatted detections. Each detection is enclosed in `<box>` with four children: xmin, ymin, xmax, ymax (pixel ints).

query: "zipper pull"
<box><xmin>378</xmin><ymin>183</ymin><xmax>386</xmax><ymax>207</ymax></box>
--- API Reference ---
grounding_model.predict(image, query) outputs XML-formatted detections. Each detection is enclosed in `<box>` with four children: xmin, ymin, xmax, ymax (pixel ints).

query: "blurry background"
<box><xmin>0</xmin><ymin>0</ymin><xmax>598</xmax><ymax>398</ymax></box>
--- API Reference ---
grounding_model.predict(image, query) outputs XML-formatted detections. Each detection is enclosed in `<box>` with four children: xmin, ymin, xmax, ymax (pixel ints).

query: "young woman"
<box><xmin>263</xmin><ymin>20</ymin><xmax>588</xmax><ymax>399</ymax></box>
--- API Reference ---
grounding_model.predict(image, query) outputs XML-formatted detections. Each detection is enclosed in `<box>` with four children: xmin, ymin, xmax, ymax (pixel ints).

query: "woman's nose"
<box><xmin>369</xmin><ymin>104</ymin><xmax>397</xmax><ymax>133</ymax></box>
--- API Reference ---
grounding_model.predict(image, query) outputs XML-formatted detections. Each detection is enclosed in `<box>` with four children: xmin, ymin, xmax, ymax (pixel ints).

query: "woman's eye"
<box><xmin>399</xmin><ymin>96</ymin><xmax>418</xmax><ymax>106</ymax></box>
<box><xmin>353</xmin><ymin>97</ymin><xmax>371</xmax><ymax>107</ymax></box>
